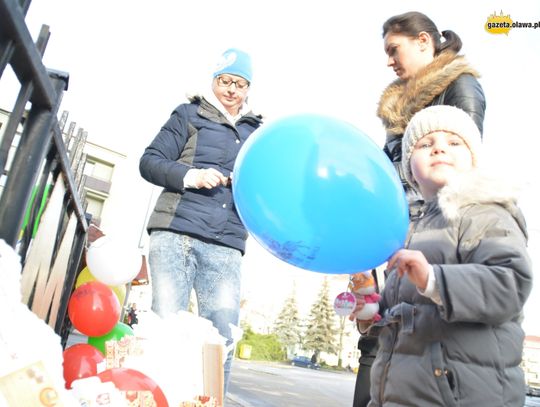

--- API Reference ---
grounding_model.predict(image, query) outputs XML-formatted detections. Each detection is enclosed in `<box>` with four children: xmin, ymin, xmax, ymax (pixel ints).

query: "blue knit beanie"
<box><xmin>212</xmin><ymin>48</ymin><xmax>253</xmax><ymax>83</ymax></box>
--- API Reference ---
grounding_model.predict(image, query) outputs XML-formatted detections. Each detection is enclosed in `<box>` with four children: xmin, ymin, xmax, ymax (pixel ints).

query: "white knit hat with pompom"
<box><xmin>401</xmin><ymin>105</ymin><xmax>482</xmax><ymax>188</ymax></box>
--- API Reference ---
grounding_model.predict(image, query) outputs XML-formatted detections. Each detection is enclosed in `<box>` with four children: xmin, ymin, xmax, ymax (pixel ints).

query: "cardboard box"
<box><xmin>202</xmin><ymin>343</ymin><xmax>224</xmax><ymax>407</ymax></box>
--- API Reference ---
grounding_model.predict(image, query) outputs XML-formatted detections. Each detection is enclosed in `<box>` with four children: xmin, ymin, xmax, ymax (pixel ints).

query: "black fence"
<box><xmin>0</xmin><ymin>0</ymin><xmax>88</xmax><ymax>345</ymax></box>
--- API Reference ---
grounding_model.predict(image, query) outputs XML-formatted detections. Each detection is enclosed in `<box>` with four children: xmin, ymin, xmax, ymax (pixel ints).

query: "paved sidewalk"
<box><xmin>225</xmin><ymin>394</ymin><xmax>245</xmax><ymax>406</ymax></box>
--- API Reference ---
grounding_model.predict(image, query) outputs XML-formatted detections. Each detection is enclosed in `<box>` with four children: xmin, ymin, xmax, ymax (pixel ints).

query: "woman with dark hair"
<box><xmin>352</xmin><ymin>11</ymin><xmax>486</xmax><ymax>407</ymax></box>
<box><xmin>378</xmin><ymin>11</ymin><xmax>486</xmax><ymax>192</ymax></box>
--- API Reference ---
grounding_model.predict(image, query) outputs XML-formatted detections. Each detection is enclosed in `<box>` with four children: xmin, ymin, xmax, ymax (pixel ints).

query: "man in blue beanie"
<box><xmin>139</xmin><ymin>48</ymin><xmax>262</xmax><ymax>399</ymax></box>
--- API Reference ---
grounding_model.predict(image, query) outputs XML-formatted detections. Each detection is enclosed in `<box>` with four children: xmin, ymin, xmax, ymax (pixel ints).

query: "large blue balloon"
<box><xmin>233</xmin><ymin>114</ymin><xmax>409</xmax><ymax>274</ymax></box>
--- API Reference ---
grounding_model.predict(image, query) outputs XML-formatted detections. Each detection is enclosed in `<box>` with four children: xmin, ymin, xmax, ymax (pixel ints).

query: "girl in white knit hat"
<box><xmin>353</xmin><ymin>105</ymin><xmax>532</xmax><ymax>407</ymax></box>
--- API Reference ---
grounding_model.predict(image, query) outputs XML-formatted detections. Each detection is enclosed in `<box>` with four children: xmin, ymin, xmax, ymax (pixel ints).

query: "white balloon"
<box><xmin>86</xmin><ymin>236</ymin><xmax>142</xmax><ymax>286</ymax></box>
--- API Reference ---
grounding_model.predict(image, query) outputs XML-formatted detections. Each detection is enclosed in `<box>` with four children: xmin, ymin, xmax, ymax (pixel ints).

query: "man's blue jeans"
<box><xmin>148</xmin><ymin>230</ymin><xmax>242</xmax><ymax>396</ymax></box>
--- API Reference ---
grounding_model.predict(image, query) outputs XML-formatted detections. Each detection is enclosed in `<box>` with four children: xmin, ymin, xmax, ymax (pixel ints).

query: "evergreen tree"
<box><xmin>273</xmin><ymin>286</ymin><xmax>302</xmax><ymax>356</ymax></box>
<box><xmin>304</xmin><ymin>277</ymin><xmax>338</xmax><ymax>359</ymax></box>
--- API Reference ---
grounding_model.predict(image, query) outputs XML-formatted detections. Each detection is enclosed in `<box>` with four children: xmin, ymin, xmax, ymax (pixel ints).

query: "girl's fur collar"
<box><xmin>437</xmin><ymin>169</ymin><xmax>523</xmax><ymax>224</ymax></box>
<box><xmin>377</xmin><ymin>52</ymin><xmax>480</xmax><ymax>137</ymax></box>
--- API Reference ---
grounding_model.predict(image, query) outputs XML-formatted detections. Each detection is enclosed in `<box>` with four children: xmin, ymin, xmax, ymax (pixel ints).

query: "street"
<box><xmin>227</xmin><ymin>360</ymin><xmax>540</xmax><ymax>407</ymax></box>
<box><xmin>227</xmin><ymin>359</ymin><xmax>356</xmax><ymax>407</ymax></box>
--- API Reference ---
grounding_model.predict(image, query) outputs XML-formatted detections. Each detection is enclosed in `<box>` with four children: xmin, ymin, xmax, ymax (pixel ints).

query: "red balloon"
<box><xmin>98</xmin><ymin>368</ymin><xmax>169</xmax><ymax>406</ymax></box>
<box><xmin>68</xmin><ymin>281</ymin><xmax>121</xmax><ymax>337</ymax></box>
<box><xmin>63</xmin><ymin>343</ymin><xmax>104</xmax><ymax>389</ymax></box>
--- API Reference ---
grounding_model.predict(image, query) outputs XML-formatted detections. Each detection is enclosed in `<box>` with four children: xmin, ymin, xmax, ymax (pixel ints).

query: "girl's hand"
<box><xmin>349</xmin><ymin>294</ymin><xmax>375</xmax><ymax>333</ymax></box>
<box><xmin>386</xmin><ymin>249</ymin><xmax>430</xmax><ymax>291</ymax></box>
<box><xmin>348</xmin><ymin>293</ymin><xmax>366</xmax><ymax>321</ymax></box>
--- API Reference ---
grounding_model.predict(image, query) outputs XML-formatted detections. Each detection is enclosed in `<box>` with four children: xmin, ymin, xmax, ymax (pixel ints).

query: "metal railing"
<box><xmin>0</xmin><ymin>0</ymin><xmax>88</xmax><ymax>345</ymax></box>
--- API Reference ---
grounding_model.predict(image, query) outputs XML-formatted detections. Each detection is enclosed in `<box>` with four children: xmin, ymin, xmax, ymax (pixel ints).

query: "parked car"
<box><xmin>525</xmin><ymin>395</ymin><xmax>540</xmax><ymax>407</ymax></box>
<box><xmin>291</xmin><ymin>356</ymin><xmax>321</xmax><ymax>370</ymax></box>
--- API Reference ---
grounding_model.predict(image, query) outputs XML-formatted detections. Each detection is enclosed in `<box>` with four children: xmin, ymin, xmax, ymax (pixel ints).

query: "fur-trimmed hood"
<box><xmin>377</xmin><ymin>52</ymin><xmax>481</xmax><ymax>137</ymax></box>
<box><xmin>435</xmin><ymin>169</ymin><xmax>528</xmax><ymax>237</ymax></box>
<box><xmin>186</xmin><ymin>92</ymin><xmax>263</xmax><ymax>122</ymax></box>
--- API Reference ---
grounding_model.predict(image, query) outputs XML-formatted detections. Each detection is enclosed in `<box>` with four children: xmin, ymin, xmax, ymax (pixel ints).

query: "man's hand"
<box><xmin>187</xmin><ymin>168</ymin><xmax>229</xmax><ymax>189</ymax></box>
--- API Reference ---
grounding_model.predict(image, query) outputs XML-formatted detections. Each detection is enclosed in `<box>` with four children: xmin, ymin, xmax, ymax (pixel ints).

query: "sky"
<box><xmin>1</xmin><ymin>0</ymin><xmax>540</xmax><ymax>334</ymax></box>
